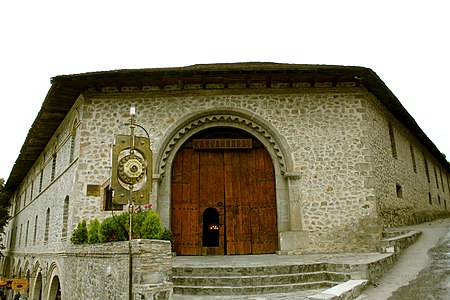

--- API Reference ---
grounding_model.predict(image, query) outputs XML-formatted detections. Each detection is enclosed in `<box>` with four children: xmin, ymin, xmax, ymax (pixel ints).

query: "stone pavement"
<box><xmin>357</xmin><ymin>218</ymin><xmax>450</xmax><ymax>299</ymax></box>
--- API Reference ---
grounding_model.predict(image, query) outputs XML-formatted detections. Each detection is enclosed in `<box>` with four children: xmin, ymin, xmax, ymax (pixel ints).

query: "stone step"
<box><xmin>173</xmin><ymin>263</ymin><xmax>327</xmax><ymax>277</ymax></box>
<box><xmin>309</xmin><ymin>279</ymin><xmax>368</xmax><ymax>300</ymax></box>
<box><xmin>173</xmin><ymin>271</ymin><xmax>351</xmax><ymax>287</ymax></box>
<box><xmin>174</xmin><ymin>281</ymin><xmax>341</xmax><ymax>296</ymax></box>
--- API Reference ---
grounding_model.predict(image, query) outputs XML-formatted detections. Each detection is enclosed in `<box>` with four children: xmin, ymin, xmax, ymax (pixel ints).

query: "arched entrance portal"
<box><xmin>171</xmin><ymin>128</ymin><xmax>278</xmax><ymax>255</ymax></box>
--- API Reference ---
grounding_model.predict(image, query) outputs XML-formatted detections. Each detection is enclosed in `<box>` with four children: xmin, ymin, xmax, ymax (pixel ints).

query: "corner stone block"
<box><xmin>364</xmin><ymin>177</ymin><xmax>376</xmax><ymax>188</ymax></box>
<box><xmin>355</xmin><ymin>163</ymin><xmax>370</xmax><ymax>172</ymax></box>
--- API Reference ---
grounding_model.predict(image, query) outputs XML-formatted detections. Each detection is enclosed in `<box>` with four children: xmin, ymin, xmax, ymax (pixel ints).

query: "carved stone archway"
<box><xmin>156</xmin><ymin>109</ymin><xmax>291</xmax><ymax>178</ymax></box>
<box><xmin>154</xmin><ymin>108</ymin><xmax>300</xmax><ymax>247</ymax></box>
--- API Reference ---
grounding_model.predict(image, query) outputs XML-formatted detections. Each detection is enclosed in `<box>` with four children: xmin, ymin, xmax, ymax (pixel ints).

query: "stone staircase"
<box><xmin>171</xmin><ymin>229</ymin><xmax>423</xmax><ymax>298</ymax></box>
<box><xmin>173</xmin><ymin>262</ymin><xmax>352</xmax><ymax>296</ymax></box>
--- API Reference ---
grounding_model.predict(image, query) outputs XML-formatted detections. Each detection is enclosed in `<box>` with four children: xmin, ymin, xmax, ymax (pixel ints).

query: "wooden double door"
<box><xmin>171</xmin><ymin>143</ymin><xmax>278</xmax><ymax>255</ymax></box>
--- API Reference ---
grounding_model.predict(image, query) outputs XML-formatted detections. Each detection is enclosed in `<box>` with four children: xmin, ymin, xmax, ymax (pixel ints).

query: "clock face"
<box><xmin>117</xmin><ymin>154</ymin><xmax>146</xmax><ymax>185</ymax></box>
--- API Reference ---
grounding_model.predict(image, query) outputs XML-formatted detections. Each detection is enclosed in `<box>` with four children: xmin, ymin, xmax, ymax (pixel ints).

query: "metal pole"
<box><xmin>129</xmin><ymin>183</ymin><xmax>134</xmax><ymax>300</ymax></box>
<box><xmin>128</xmin><ymin>106</ymin><xmax>136</xmax><ymax>300</ymax></box>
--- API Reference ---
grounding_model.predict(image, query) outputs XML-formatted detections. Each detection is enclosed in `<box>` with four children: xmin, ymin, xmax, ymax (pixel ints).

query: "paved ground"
<box><xmin>389</xmin><ymin>229</ymin><xmax>450</xmax><ymax>299</ymax></box>
<box><xmin>357</xmin><ymin>218</ymin><xmax>450</xmax><ymax>300</ymax></box>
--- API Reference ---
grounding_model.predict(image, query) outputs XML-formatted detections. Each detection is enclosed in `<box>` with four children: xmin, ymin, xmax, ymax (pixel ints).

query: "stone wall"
<box><xmin>78</xmin><ymin>85</ymin><xmax>381</xmax><ymax>253</ymax></box>
<box><xmin>363</xmin><ymin>87</ymin><xmax>450</xmax><ymax>227</ymax></box>
<box><xmin>3</xmin><ymin>97</ymin><xmax>82</xmax><ymax>255</ymax></box>
<box><xmin>65</xmin><ymin>240</ymin><xmax>172</xmax><ymax>300</ymax></box>
<box><xmin>0</xmin><ymin>240</ymin><xmax>172</xmax><ymax>300</ymax></box>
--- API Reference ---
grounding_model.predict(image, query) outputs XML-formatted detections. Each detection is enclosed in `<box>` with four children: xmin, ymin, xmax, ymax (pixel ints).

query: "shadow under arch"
<box><xmin>154</xmin><ymin>107</ymin><xmax>296</xmax><ymax>236</ymax></box>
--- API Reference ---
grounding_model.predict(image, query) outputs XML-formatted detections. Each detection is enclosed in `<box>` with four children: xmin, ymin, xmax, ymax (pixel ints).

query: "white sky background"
<box><xmin>0</xmin><ymin>0</ymin><xmax>449</xmax><ymax>180</ymax></box>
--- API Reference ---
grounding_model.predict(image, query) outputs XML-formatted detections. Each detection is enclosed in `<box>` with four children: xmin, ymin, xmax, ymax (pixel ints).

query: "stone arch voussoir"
<box><xmin>156</xmin><ymin>108</ymin><xmax>291</xmax><ymax>177</ymax></box>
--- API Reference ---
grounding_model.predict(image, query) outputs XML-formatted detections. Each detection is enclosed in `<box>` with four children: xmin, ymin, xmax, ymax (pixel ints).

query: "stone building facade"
<box><xmin>1</xmin><ymin>63</ymin><xmax>449</xmax><ymax>299</ymax></box>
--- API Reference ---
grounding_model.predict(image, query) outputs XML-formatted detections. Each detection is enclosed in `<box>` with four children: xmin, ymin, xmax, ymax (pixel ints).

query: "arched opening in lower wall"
<box><xmin>32</xmin><ymin>272</ymin><xmax>42</xmax><ymax>300</ymax></box>
<box><xmin>48</xmin><ymin>275</ymin><xmax>61</xmax><ymax>300</ymax></box>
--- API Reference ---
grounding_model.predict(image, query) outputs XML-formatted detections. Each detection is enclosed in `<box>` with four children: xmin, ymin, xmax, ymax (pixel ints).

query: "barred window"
<box><xmin>44</xmin><ymin>208</ymin><xmax>50</xmax><ymax>244</ymax></box>
<box><xmin>51</xmin><ymin>154</ymin><xmax>57</xmax><ymax>181</ymax></box>
<box><xmin>62</xmin><ymin>196</ymin><xmax>69</xmax><ymax>240</ymax></box>
<box><xmin>33</xmin><ymin>215</ymin><xmax>38</xmax><ymax>245</ymax></box>
<box><xmin>69</xmin><ymin>119</ymin><xmax>77</xmax><ymax>162</ymax></box>
<box><xmin>39</xmin><ymin>170</ymin><xmax>44</xmax><ymax>193</ymax></box>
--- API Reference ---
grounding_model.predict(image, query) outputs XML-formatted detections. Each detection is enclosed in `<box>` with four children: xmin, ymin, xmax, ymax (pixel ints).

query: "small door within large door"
<box><xmin>171</xmin><ymin>137</ymin><xmax>278</xmax><ymax>255</ymax></box>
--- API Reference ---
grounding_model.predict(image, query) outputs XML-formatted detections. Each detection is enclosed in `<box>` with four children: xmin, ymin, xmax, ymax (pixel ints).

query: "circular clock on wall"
<box><xmin>117</xmin><ymin>154</ymin><xmax>146</xmax><ymax>185</ymax></box>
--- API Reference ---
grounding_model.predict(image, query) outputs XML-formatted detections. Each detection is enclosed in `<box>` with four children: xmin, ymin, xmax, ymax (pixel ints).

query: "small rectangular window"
<box><xmin>19</xmin><ymin>224</ymin><xmax>23</xmax><ymax>247</ymax></box>
<box><xmin>434</xmin><ymin>167</ymin><xmax>439</xmax><ymax>189</ymax></box>
<box><xmin>104</xmin><ymin>187</ymin><xmax>124</xmax><ymax>211</ymax></box>
<box><xmin>389</xmin><ymin>123</ymin><xmax>397</xmax><ymax>159</ymax></box>
<box><xmin>33</xmin><ymin>215</ymin><xmax>38</xmax><ymax>245</ymax></box>
<box><xmin>39</xmin><ymin>170</ymin><xmax>44</xmax><ymax>193</ymax></box>
<box><xmin>396</xmin><ymin>184</ymin><xmax>402</xmax><ymax>198</ymax></box>
<box><xmin>447</xmin><ymin>176</ymin><xmax>450</xmax><ymax>195</ymax></box>
<box><xmin>44</xmin><ymin>208</ymin><xmax>50</xmax><ymax>244</ymax></box>
<box><xmin>15</xmin><ymin>195</ymin><xmax>20</xmax><ymax>214</ymax></box>
<box><xmin>25</xmin><ymin>221</ymin><xmax>29</xmax><ymax>247</ymax></box>
<box><xmin>51</xmin><ymin>154</ymin><xmax>57</xmax><ymax>181</ymax></box>
<box><xmin>423</xmin><ymin>153</ymin><xmax>430</xmax><ymax>183</ymax></box>
<box><xmin>410</xmin><ymin>144</ymin><xmax>416</xmax><ymax>173</ymax></box>
<box><xmin>30</xmin><ymin>180</ymin><xmax>34</xmax><ymax>202</ymax></box>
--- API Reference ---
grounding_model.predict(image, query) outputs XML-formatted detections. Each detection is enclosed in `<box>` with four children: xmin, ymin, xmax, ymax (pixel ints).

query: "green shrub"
<box><xmin>161</xmin><ymin>228</ymin><xmax>173</xmax><ymax>241</ymax></box>
<box><xmin>131</xmin><ymin>209</ymin><xmax>148</xmax><ymax>239</ymax></box>
<box><xmin>139</xmin><ymin>209</ymin><xmax>162</xmax><ymax>239</ymax></box>
<box><xmin>88</xmin><ymin>218</ymin><xmax>101</xmax><ymax>244</ymax></box>
<box><xmin>71</xmin><ymin>220</ymin><xmax>88</xmax><ymax>244</ymax></box>
<box><xmin>99</xmin><ymin>212</ymin><xmax>129</xmax><ymax>242</ymax></box>
<box><xmin>73</xmin><ymin>208</ymin><xmax>168</xmax><ymax>244</ymax></box>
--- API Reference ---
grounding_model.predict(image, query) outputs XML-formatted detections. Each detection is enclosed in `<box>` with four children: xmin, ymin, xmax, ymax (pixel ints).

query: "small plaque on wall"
<box><xmin>86</xmin><ymin>184</ymin><xmax>101</xmax><ymax>196</ymax></box>
<box><xmin>193</xmin><ymin>139</ymin><xmax>252</xmax><ymax>149</ymax></box>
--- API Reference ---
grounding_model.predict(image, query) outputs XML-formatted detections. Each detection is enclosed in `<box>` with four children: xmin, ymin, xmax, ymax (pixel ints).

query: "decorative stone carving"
<box><xmin>158</xmin><ymin>113</ymin><xmax>288</xmax><ymax>177</ymax></box>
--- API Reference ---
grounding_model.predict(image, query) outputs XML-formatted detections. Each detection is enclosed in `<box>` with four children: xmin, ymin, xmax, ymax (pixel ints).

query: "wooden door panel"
<box><xmin>171</xmin><ymin>148</ymin><xmax>186</xmax><ymax>254</ymax></box>
<box><xmin>239</xmin><ymin>150</ymin><xmax>254</xmax><ymax>254</ymax></box>
<box><xmin>223</xmin><ymin>152</ymin><xmax>236</xmax><ymax>254</ymax></box>
<box><xmin>251</xmin><ymin>148</ymin><xmax>278</xmax><ymax>254</ymax></box>
<box><xmin>182</xmin><ymin>149</ymin><xmax>195</xmax><ymax>255</ymax></box>
<box><xmin>172</xmin><ymin>141</ymin><xmax>278</xmax><ymax>256</ymax></box>
<box><xmin>199</xmin><ymin>151</ymin><xmax>225</xmax><ymax>255</ymax></box>
<box><xmin>172</xmin><ymin>148</ymin><xmax>201</xmax><ymax>255</ymax></box>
